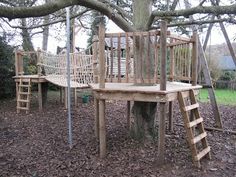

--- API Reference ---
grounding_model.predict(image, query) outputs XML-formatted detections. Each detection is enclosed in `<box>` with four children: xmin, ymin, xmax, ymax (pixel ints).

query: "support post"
<box><xmin>160</xmin><ymin>21</ymin><xmax>167</xmax><ymax>90</ymax></box>
<box><xmin>38</xmin><ymin>83</ymin><xmax>43</xmax><ymax>111</ymax></box>
<box><xmin>127</xmin><ymin>101</ymin><xmax>131</xmax><ymax>131</ymax></box>
<box><xmin>99</xmin><ymin>99</ymin><xmax>106</xmax><ymax>158</ymax></box>
<box><xmin>158</xmin><ymin>20</ymin><xmax>167</xmax><ymax>164</ymax></box>
<box><xmin>94</xmin><ymin>98</ymin><xmax>99</xmax><ymax>138</ymax></box>
<box><xmin>168</xmin><ymin>102</ymin><xmax>173</xmax><ymax>132</ymax></box>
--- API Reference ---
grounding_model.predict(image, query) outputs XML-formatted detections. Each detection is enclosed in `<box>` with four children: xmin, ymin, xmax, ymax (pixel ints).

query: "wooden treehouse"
<box><xmin>90</xmin><ymin>21</ymin><xmax>211</xmax><ymax>167</ymax></box>
<box><xmin>14</xmin><ymin>49</ymin><xmax>93</xmax><ymax>113</ymax></box>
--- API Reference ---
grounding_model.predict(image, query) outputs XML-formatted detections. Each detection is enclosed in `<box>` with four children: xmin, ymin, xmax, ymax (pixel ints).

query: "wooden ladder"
<box><xmin>178</xmin><ymin>89</ymin><xmax>211</xmax><ymax>168</ymax></box>
<box><xmin>17</xmin><ymin>78</ymin><xmax>31</xmax><ymax>114</ymax></box>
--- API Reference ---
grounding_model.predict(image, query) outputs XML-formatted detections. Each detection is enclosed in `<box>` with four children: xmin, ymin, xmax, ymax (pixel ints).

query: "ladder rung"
<box><xmin>194</xmin><ymin>146</ymin><xmax>211</xmax><ymax>161</ymax></box>
<box><xmin>17</xmin><ymin>99</ymin><xmax>30</xmax><ymax>103</ymax></box>
<box><xmin>17</xmin><ymin>107</ymin><xmax>29</xmax><ymax>110</ymax></box>
<box><xmin>191</xmin><ymin>132</ymin><xmax>207</xmax><ymax>144</ymax></box>
<box><xmin>184</xmin><ymin>103</ymin><xmax>199</xmax><ymax>112</ymax></box>
<box><xmin>187</xmin><ymin>117</ymin><xmax>203</xmax><ymax>128</ymax></box>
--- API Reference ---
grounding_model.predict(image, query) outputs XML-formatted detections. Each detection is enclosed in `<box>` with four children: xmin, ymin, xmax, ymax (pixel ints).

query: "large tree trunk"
<box><xmin>131</xmin><ymin>0</ymin><xmax>157</xmax><ymax>140</ymax></box>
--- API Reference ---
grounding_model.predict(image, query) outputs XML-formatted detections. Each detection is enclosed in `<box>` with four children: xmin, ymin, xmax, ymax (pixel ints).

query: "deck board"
<box><xmin>90</xmin><ymin>82</ymin><xmax>202</xmax><ymax>94</ymax></box>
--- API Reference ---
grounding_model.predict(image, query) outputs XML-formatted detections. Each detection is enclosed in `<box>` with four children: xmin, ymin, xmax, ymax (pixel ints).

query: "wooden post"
<box><xmin>99</xmin><ymin>99</ymin><xmax>106</xmax><ymax>158</ymax></box>
<box><xmin>127</xmin><ymin>101</ymin><xmax>131</xmax><ymax>131</ymax></box>
<box><xmin>38</xmin><ymin>83</ymin><xmax>43</xmax><ymax>111</ymax></box>
<box><xmin>191</xmin><ymin>33</ymin><xmax>198</xmax><ymax>86</ymax></box>
<box><xmin>160</xmin><ymin>20</ymin><xmax>167</xmax><ymax>90</ymax></box>
<box><xmin>94</xmin><ymin>98</ymin><xmax>99</xmax><ymax>137</ymax></box>
<box><xmin>74</xmin><ymin>88</ymin><xmax>77</xmax><ymax>107</ymax></box>
<box><xmin>99</xmin><ymin>23</ymin><xmax>105</xmax><ymax>89</ymax></box>
<box><xmin>168</xmin><ymin>102</ymin><xmax>173</xmax><ymax>132</ymax></box>
<box><xmin>158</xmin><ymin>102</ymin><xmax>167</xmax><ymax>164</ymax></box>
<box><xmin>158</xmin><ymin>20</ymin><xmax>168</xmax><ymax>164</ymax></box>
<box><xmin>98</xmin><ymin>23</ymin><xmax>106</xmax><ymax>158</ymax></box>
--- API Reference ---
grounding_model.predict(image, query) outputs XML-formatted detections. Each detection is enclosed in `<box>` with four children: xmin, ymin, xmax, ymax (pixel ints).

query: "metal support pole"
<box><xmin>66</xmin><ymin>7</ymin><xmax>72</xmax><ymax>149</ymax></box>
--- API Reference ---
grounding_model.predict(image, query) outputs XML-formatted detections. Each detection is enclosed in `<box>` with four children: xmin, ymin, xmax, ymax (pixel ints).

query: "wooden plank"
<box><xmin>147</xmin><ymin>32</ymin><xmax>151</xmax><ymax>83</ymax></box>
<box><xmin>105</xmin><ymin>31</ymin><xmax>162</xmax><ymax>38</ymax></box>
<box><xmin>133</xmin><ymin>32</ymin><xmax>137</xmax><ymax>84</ymax></box>
<box><xmin>160</xmin><ymin>21</ymin><xmax>167</xmax><ymax>91</ymax></box>
<box><xmin>118</xmin><ymin>34</ymin><xmax>121</xmax><ymax>82</ymax></box>
<box><xmin>187</xmin><ymin>117</ymin><xmax>203</xmax><ymax>128</ymax></box>
<box><xmin>110</xmin><ymin>35</ymin><xmax>114</xmax><ymax>82</ymax></box>
<box><xmin>169</xmin><ymin>34</ymin><xmax>192</xmax><ymax>42</ymax></box>
<box><xmin>99</xmin><ymin>99</ymin><xmax>106</xmax><ymax>158</ymax></box>
<box><xmin>154</xmin><ymin>33</ymin><xmax>158</xmax><ymax>83</ymax></box>
<box><xmin>125</xmin><ymin>33</ymin><xmax>130</xmax><ymax>83</ymax></box>
<box><xmin>140</xmin><ymin>33</ymin><xmax>144</xmax><ymax>83</ymax></box>
<box><xmin>195</xmin><ymin>146</ymin><xmax>211</xmax><ymax>161</ymax></box>
<box><xmin>99</xmin><ymin>24</ymin><xmax>106</xmax><ymax>88</ymax></box>
<box><xmin>169</xmin><ymin>39</ymin><xmax>174</xmax><ymax>81</ymax></box>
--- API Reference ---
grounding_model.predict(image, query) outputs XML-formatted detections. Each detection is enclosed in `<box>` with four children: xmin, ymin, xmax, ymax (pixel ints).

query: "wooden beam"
<box><xmin>218</xmin><ymin>20</ymin><xmax>236</xmax><ymax>66</ymax></box>
<box><xmin>198</xmin><ymin>43</ymin><xmax>223</xmax><ymax>128</ymax></box>
<box><xmin>203</xmin><ymin>15</ymin><xmax>215</xmax><ymax>51</ymax></box>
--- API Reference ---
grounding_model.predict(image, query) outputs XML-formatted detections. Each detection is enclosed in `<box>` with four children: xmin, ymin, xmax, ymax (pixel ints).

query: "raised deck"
<box><xmin>90</xmin><ymin>82</ymin><xmax>202</xmax><ymax>102</ymax></box>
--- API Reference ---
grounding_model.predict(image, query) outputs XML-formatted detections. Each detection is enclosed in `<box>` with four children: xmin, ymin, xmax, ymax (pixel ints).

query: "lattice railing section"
<box><xmin>99</xmin><ymin>32</ymin><xmax>194</xmax><ymax>84</ymax></box>
<box><xmin>38</xmin><ymin>51</ymin><xmax>94</xmax><ymax>85</ymax></box>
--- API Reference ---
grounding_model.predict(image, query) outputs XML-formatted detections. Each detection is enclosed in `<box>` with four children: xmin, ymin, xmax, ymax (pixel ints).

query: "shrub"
<box><xmin>0</xmin><ymin>36</ymin><xmax>15</xmax><ymax>99</ymax></box>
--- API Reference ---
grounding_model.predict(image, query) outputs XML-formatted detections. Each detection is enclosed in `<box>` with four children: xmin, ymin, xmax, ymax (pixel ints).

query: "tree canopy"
<box><xmin>0</xmin><ymin>0</ymin><xmax>236</xmax><ymax>33</ymax></box>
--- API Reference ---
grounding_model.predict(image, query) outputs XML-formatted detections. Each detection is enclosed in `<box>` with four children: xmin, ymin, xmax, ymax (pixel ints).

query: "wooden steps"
<box><xmin>178</xmin><ymin>89</ymin><xmax>211</xmax><ymax>168</ymax></box>
<box><xmin>17</xmin><ymin>78</ymin><xmax>31</xmax><ymax>114</ymax></box>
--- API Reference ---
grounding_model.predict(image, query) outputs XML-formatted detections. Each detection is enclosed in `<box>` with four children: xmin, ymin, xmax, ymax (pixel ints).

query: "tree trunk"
<box><xmin>131</xmin><ymin>0</ymin><xmax>157</xmax><ymax>140</ymax></box>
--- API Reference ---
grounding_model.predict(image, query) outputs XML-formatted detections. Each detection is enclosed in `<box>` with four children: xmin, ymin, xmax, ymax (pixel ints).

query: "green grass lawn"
<box><xmin>198</xmin><ymin>88</ymin><xmax>236</xmax><ymax>106</ymax></box>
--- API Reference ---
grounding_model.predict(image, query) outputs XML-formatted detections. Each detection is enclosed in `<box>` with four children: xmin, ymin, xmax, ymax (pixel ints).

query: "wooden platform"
<box><xmin>90</xmin><ymin>82</ymin><xmax>202</xmax><ymax>102</ymax></box>
<box><xmin>13</xmin><ymin>75</ymin><xmax>47</xmax><ymax>83</ymax></box>
<box><xmin>45</xmin><ymin>75</ymin><xmax>89</xmax><ymax>88</ymax></box>
<box><xmin>91</xmin><ymin>82</ymin><xmax>202</xmax><ymax>162</ymax></box>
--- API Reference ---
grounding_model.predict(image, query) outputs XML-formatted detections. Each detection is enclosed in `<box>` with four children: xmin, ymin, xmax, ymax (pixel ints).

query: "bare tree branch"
<box><xmin>151</xmin><ymin>17</ymin><xmax>236</xmax><ymax>29</ymax></box>
<box><xmin>1</xmin><ymin>9</ymin><xmax>90</xmax><ymax>29</ymax></box>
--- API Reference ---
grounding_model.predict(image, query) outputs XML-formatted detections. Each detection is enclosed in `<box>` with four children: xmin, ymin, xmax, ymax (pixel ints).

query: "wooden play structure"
<box><xmin>14</xmin><ymin>49</ymin><xmax>93</xmax><ymax>113</ymax></box>
<box><xmin>90</xmin><ymin>21</ymin><xmax>211</xmax><ymax>167</ymax></box>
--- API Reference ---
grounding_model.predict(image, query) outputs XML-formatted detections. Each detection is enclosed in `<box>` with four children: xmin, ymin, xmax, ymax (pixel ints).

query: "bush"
<box><xmin>219</xmin><ymin>71</ymin><xmax>236</xmax><ymax>81</ymax></box>
<box><xmin>0</xmin><ymin>36</ymin><xmax>15</xmax><ymax>99</ymax></box>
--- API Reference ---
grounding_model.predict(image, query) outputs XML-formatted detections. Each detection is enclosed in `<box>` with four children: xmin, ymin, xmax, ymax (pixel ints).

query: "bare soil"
<box><xmin>0</xmin><ymin>92</ymin><xmax>235</xmax><ymax>177</ymax></box>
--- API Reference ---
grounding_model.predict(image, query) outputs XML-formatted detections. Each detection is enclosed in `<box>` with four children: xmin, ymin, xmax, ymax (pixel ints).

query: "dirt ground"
<box><xmin>0</xmin><ymin>92</ymin><xmax>235</xmax><ymax>177</ymax></box>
